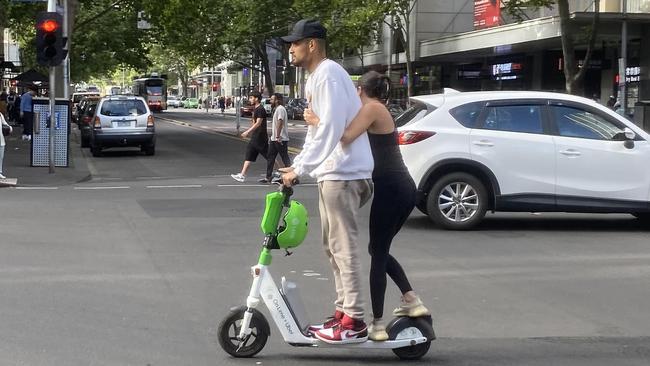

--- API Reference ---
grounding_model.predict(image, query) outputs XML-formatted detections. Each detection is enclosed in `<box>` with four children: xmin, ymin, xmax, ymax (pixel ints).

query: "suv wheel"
<box><xmin>426</xmin><ymin>172</ymin><xmax>488</xmax><ymax>230</ymax></box>
<box><xmin>91</xmin><ymin>145</ymin><xmax>102</xmax><ymax>157</ymax></box>
<box><xmin>81</xmin><ymin>135</ymin><xmax>90</xmax><ymax>148</ymax></box>
<box><xmin>142</xmin><ymin>144</ymin><xmax>155</xmax><ymax>156</ymax></box>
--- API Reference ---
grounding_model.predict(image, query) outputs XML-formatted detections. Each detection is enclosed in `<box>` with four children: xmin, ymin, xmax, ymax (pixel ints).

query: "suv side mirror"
<box><xmin>624</xmin><ymin>127</ymin><xmax>636</xmax><ymax>140</ymax></box>
<box><xmin>624</xmin><ymin>127</ymin><xmax>636</xmax><ymax>149</ymax></box>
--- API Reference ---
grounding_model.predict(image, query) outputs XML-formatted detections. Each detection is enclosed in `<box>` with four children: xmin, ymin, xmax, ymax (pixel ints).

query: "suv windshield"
<box><xmin>101</xmin><ymin>100</ymin><xmax>147</xmax><ymax>116</ymax></box>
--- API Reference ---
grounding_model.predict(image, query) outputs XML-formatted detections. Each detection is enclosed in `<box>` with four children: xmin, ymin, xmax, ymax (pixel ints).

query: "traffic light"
<box><xmin>36</xmin><ymin>12</ymin><xmax>66</xmax><ymax>67</ymax></box>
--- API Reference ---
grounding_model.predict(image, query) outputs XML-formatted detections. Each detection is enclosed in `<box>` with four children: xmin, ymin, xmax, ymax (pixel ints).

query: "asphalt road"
<box><xmin>1</xmin><ymin>111</ymin><xmax>649</xmax><ymax>365</ymax></box>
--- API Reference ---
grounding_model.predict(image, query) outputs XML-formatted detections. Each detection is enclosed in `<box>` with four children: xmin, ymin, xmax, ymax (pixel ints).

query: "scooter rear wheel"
<box><xmin>387</xmin><ymin>316</ymin><xmax>435</xmax><ymax>360</ymax></box>
<box><xmin>218</xmin><ymin>306</ymin><xmax>270</xmax><ymax>358</ymax></box>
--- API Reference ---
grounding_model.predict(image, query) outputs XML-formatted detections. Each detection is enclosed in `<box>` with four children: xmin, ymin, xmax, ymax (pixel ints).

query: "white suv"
<box><xmin>397</xmin><ymin>90</ymin><xmax>650</xmax><ymax>230</ymax></box>
<box><xmin>90</xmin><ymin>96</ymin><xmax>156</xmax><ymax>157</ymax></box>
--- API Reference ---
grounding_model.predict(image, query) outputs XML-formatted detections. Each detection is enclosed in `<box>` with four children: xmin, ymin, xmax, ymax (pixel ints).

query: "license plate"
<box><xmin>117</xmin><ymin>121</ymin><xmax>132</xmax><ymax>127</ymax></box>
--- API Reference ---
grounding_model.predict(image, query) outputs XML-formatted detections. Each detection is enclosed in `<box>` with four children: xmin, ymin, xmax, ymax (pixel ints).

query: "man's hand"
<box><xmin>281</xmin><ymin>169</ymin><xmax>298</xmax><ymax>187</ymax></box>
<box><xmin>20</xmin><ymin>112</ymin><xmax>24</xmax><ymax>118</ymax></box>
<box><xmin>241</xmin><ymin>130</ymin><xmax>249</xmax><ymax>138</ymax></box>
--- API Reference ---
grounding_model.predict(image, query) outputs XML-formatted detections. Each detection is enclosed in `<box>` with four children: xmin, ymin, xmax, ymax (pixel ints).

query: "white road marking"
<box><xmin>15</xmin><ymin>186</ymin><xmax>59</xmax><ymax>190</ymax></box>
<box><xmin>146</xmin><ymin>185</ymin><xmax>202</xmax><ymax>189</ymax></box>
<box><xmin>74</xmin><ymin>186</ymin><xmax>130</xmax><ymax>190</ymax></box>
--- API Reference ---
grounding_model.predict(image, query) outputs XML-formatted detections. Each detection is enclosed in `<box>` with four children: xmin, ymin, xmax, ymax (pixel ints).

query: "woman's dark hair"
<box><xmin>359</xmin><ymin>71</ymin><xmax>391</xmax><ymax>102</ymax></box>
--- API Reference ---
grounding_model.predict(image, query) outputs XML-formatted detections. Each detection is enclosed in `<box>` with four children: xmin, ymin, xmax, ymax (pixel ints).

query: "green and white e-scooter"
<box><xmin>217</xmin><ymin>184</ymin><xmax>435</xmax><ymax>360</ymax></box>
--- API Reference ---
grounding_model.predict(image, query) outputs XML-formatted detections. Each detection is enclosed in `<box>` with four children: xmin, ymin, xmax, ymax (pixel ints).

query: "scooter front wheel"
<box><xmin>218</xmin><ymin>306</ymin><xmax>270</xmax><ymax>358</ymax></box>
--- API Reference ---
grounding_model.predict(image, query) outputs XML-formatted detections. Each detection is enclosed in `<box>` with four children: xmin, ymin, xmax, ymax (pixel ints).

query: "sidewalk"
<box><xmin>0</xmin><ymin>123</ymin><xmax>91</xmax><ymax>188</ymax></box>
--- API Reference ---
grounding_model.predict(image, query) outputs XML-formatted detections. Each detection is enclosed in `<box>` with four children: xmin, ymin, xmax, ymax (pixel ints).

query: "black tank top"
<box><xmin>368</xmin><ymin>130</ymin><xmax>410</xmax><ymax>179</ymax></box>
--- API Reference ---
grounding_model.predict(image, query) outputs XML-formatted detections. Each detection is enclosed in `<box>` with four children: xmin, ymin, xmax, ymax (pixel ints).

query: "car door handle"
<box><xmin>472</xmin><ymin>140</ymin><xmax>494</xmax><ymax>147</ymax></box>
<box><xmin>559</xmin><ymin>149</ymin><xmax>582</xmax><ymax>156</ymax></box>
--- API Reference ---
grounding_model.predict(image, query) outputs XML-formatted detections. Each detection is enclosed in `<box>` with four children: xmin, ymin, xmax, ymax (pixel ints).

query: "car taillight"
<box><xmin>397</xmin><ymin>130</ymin><xmax>436</xmax><ymax>145</ymax></box>
<box><xmin>147</xmin><ymin>115</ymin><xmax>154</xmax><ymax>127</ymax></box>
<box><xmin>93</xmin><ymin>116</ymin><xmax>101</xmax><ymax>128</ymax></box>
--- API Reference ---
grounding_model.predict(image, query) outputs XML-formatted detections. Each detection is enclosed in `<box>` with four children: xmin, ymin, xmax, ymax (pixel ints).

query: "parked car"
<box><xmin>183</xmin><ymin>97</ymin><xmax>199</xmax><ymax>109</ymax></box>
<box><xmin>75</xmin><ymin>95</ymin><xmax>101</xmax><ymax>124</ymax></box>
<box><xmin>89</xmin><ymin>96</ymin><xmax>156</xmax><ymax>156</ymax></box>
<box><xmin>71</xmin><ymin>92</ymin><xmax>101</xmax><ymax>121</ymax></box>
<box><xmin>397</xmin><ymin>89</ymin><xmax>650</xmax><ymax>230</ymax></box>
<box><xmin>286</xmin><ymin>98</ymin><xmax>307</xmax><ymax>120</ymax></box>
<box><xmin>239</xmin><ymin>99</ymin><xmax>255</xmax><ymax>117</ymax></box>
<box><xmin>167</xmin><ymin>95</ymin><xmax>182</xmax><ymax>108</ymax></box>
<box><xmin>77</xmin><ymin>96</ymin><xmax>101</xmax><ymax>148</ymax></box>
<box><xmin>260</xmin><ymin>97</ymin><xmax>273</xmax><ymax>115</ymax></box>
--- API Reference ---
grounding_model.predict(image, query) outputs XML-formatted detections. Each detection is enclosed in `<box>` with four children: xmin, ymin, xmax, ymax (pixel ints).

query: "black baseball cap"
<box><xmin>281</xmin><ymin>19</ymin><xmax>327</xmax><ymax>43</ymax></box>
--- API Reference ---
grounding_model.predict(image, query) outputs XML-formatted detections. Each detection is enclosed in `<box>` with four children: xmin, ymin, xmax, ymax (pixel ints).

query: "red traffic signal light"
<box><xmin>39</xmin><ymin>19</ymin><xmax>59</xmax><ymax>33</ymax></box>
<box><xmin>35</xmin><ymin>12</ymin><xmax>66</xmax><ymax>67</ymax></box>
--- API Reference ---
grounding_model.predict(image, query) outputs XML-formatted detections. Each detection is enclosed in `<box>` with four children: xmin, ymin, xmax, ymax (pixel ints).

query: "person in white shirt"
<box><xmin>280</xmin><ymin>19</ymin><xmax>374</xmax><ymax>344</ymax></box>
<box><xmin>1</xmin><ymin>112</ymin><xmax>13</xmax><ymax>179</ymax></box>
<box><xmin>259</xmin><ymin>93</ymin><xmax>291</xmax><ymax>183</ymax></box>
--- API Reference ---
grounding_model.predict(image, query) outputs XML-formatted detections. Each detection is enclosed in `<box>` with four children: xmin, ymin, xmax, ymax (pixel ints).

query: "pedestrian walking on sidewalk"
<box><xmin>280</xmin><ymin>19</ymin><xmax>374</xmax><ymax>344</ymax></box>
<box><xmin>219</xmin><ymin>96</ymin><xmax>226</xmax><ymax>116</ymax></box>
<box><xmin>20</xmin><ymin>86</ymin><xmax>37</xmax><ymax>141</ymax></box>
<box><xmin>7</xmin><ymin>91</ymin><xmax>16</xmax><ymax>122</ymax></box>
<box><xmin>203</xmin><ymin>97</ymin><xmax>210</xmax><ymax>113</ymax></box>
<box><xmin>259</xmin><ymin>93</ymin><xmax>291</xmax><ymax>183</ymax></box>
<box><xmin>0</xmin><ymin>92</ymin><xmax>8</xmax><ymax>120</ymax></box>
<box><xmin>0</xmin><ymin>112</ymin><xmax>13</xmax><ymax>179</ymax></box>
<box><xmin>230</xmin><ymin>91</ymin><xmax>268</xmax><ymax>182</ymax></box>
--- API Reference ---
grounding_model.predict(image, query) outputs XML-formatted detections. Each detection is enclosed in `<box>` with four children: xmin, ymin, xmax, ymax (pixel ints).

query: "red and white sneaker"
<box><xmin>308</xmin><ymin>310</ymin><xmax>343</xmax><ymax>334</ymax></box>
<box><xmin>314</xmin><ymin>315</ymin><xmax>368</xmax><ymax>344</ymax></box>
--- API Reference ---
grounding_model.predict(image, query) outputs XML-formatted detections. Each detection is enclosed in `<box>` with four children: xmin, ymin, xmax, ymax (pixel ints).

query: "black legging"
<box><xmin>368</xmin><ymin>173</ymin><xmax>416</xmax><ymax>319</ymax></box>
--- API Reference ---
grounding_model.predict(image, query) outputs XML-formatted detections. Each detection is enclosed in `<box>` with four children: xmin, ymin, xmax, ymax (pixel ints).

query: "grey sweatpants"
<box><xmin>318</xmin><ymin>179</ymin><xmax>373</xmax><ymax>320</ymax></box>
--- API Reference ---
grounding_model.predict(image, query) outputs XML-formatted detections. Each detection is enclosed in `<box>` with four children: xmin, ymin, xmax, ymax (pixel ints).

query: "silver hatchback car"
<box><xmin>90</xmin><ymin>96</ymin><xmax>156</xmax><ymax>157</ymax></box>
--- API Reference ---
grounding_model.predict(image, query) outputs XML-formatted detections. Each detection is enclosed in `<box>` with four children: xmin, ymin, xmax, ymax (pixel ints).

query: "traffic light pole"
<box><xmin>48</xmin><ymin>0</ymin><xmax>56</xmax><ymax>173</ymax></box>
<box><xmin>49</xmin><ymin>67</ymin><xmax>56</xmax><ymax>173</ymax></box>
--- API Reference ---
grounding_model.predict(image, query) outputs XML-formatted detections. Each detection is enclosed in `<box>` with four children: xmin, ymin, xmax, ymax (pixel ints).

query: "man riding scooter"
<box><xmin>280</xmin><ymin>19</ymin><xmax>374</xmax><ymax>344</ymax></box>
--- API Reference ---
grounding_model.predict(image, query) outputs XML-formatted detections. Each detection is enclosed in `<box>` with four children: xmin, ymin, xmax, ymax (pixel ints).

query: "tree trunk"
<box><xmin>255</xmin><ymin>43</ymin><xmax>275</xmax><ymax>97</ymax></box>
<box><xmin>558</xmin><ymin>0</ymin><xmax>600</xmax><ymax>95</ymax></box>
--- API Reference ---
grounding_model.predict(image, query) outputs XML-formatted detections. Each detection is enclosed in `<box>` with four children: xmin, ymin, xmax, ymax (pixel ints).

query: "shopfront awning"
<box><xmin>419</xmin><ymin>12</ymin><xmax>650</xmax><ymax>63</ymax></box>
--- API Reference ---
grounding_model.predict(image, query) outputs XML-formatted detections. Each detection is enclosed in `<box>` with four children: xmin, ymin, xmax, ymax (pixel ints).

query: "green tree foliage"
<box><xmin>70</xmin><ymin>0</ymin><xmax>149</xmax><ymax>81</ymax></box>
<box><xmin>503</xmin><ymin>0</ymin><xmax>600</xmax><ymax>95</ymax></box>
<box><xmin>2</xmin><ymin>0</ymin><xmax>150</xmax><ymax>82</ymax></box>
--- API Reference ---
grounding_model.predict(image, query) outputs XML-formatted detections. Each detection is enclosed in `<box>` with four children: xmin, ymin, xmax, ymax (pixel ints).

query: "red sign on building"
<box><xmin>474</xmin><ymin>0</ymin><xmax>501</xmax><ymax>29</ymax></box>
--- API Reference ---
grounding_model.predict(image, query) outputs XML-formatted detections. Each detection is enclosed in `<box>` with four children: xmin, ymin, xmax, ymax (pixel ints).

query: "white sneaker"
<box><xmin>0</xmin><ymin>173</ymin><xmax>6</xmax><ymax>179</ymax></box>
<box><xmin>230</xmin><ymin>173</ymin><xmax>245</xmax><ymax>182</ymax></box>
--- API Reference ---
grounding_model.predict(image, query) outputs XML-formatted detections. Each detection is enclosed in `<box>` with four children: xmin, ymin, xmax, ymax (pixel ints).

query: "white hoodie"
<box><xmin>292</xmin><ymin>59</ymin><xmax>373</xmax><ymax>181</ymax></box>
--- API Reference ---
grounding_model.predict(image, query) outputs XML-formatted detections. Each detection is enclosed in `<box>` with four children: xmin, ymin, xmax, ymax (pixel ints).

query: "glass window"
<box><xmin>481</xmin><ymin>105</ymin><xmax>543</xmax><ymax>134</ymax></box>
<box><xmin>450</xmin><ymin>101</ymin><xmax>484</xmax><ymax>128</ymax></box>
<box><xmin>101</xmin><ymin>100</ymin><xmax>147</xmax><ymax>116</ymax></box>
<box><xmin>394</xmin><ymin>101</ymin><xmax>433</xmax><ymax>127</ymax></box>
<box><xmin>551</xmin><ymin>105</ymin><xmax>626</xmax><ymax>140</ymax></box>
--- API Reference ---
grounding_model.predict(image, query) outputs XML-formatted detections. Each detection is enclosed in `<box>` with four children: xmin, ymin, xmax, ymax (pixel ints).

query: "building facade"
<box><xmin>337</xmin><ymin>0</ymin><xmax>650</xmax><ymax>115</ymax></box>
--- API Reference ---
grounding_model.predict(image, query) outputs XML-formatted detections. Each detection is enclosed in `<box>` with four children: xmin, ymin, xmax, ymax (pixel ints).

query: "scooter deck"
<box><xmin>289</xmin><ymin>336</ymin><xmax>430</xmax><ymax>349</ymax></box>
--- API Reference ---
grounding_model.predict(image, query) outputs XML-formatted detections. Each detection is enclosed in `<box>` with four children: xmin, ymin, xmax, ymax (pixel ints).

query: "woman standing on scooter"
<box><xmin>303</xmin><ymin>71</ymin><xmax>430</xmax><ymax>341</ymax></box>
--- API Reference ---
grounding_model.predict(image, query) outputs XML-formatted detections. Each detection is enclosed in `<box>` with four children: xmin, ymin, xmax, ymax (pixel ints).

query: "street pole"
<box><xmin>387</xmin><ymin>16</ymin><xmax>393</xmax><ymax>79</ymax></box>
<box><xmin>620</xmin><ymin>0</ymin><xmax>628</xmax><ymax>116</ymax></box>
<box><xmin>48</xmin><ymin>0</ymin><xmax>57</xmax><ymax>173</ymax></box>
<box><xmin>62</xmin><ymin>0</ymin><xmax>69</xmax><ymax>100</ymax></box>
<box><xmin>236</xmin><ymin>87</ymin><xmax>241</xmax><ymax>134</ymax></box>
